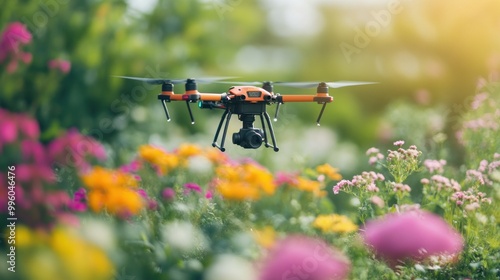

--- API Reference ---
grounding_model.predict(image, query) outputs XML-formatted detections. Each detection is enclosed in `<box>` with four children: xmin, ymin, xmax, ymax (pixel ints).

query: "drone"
<box><xmin>115</xmin><ymin>76</ymin><xmax>375</xmax><ymax>152</ymax></box>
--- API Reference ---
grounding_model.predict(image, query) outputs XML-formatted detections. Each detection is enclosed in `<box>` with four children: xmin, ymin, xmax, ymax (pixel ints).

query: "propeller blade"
<box><xmin>113</xmin><ymin>76</ymin><xmax>236</xmax><ymax>84</ymax></box>
<box><xmin>216</xmin><ymin>81</ymin><xmax>267</xmax><ymax>86</ymax></box>
<box><xmin>275</xmin><ymin>81</ymin><xmax>377</xmax><ymax>88</ymax></box>
<box><xmin>326</xmin><ymin>81</ymin><xmax>378</xmax><ymax>88</ymax></box>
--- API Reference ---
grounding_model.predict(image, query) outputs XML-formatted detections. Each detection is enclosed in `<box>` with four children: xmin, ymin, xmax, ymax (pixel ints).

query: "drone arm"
<box><xmin>166</xmin><ymin>93</ymin><xmax>223</xmax><ymax>102</ymax></box>
<box><xmin>278</xmin><ymin>95</ymin><xmax>333</xmax><ymax>103</ymax></box>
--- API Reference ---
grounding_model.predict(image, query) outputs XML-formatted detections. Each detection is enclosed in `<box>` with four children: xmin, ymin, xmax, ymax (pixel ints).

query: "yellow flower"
<box><xmin>50</xmin><ymin>227</ymin><xmax>114</xmax><ymax>280</ymax></box>
<box><xmin>316</xmin><ymin>163</ymin><xmax>342</xmax><ymax>181</ymax></box>
<box><xmin>313</xmin><ymin>214</ymin><xmax>358</xmax><ymax>234</ymax></box>
<box><xmin>252</xmin><ymin>226</ymin><xmax>276</xmax><ymax>249</ymax></box>
<box><xmin>138</xmin><ymin>145</ymin><xmax>179</xmax><ymax>174</ymax></box>
<box><xmin>20</xmin><ymin>226</ymin><xmax>114</xmax><ymax>280</ymax></box>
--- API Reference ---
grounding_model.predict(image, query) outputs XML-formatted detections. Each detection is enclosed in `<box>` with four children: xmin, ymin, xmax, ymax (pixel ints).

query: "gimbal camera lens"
<box><xmin>232</xmin><ymin>128</ymin><xmax>264</xmax><ymax>149</ymax></box>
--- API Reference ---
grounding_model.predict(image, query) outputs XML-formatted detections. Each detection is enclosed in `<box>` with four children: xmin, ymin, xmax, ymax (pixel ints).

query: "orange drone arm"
<box><xmin>199</xmin><ymin>93</ymin><xmax>223</xmax><ymax>101</ymax></box>
<box><xmin>279</xmin><ymin>95</ymin><xmax>333</xmax><ymax>103</ymax></box>
<box><xmin>165</xmin><ymin>93</ymin><xmax>222</xmax><ymax>102</ymax></box>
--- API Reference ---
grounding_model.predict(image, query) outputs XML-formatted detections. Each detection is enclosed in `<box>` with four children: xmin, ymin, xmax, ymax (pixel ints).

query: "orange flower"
<box><xmin>214</xmin><ymin>162</ymin><xmax>276</xmax><ymax>201</ymax></box>
<box><xmin>176</xmin><ymin>143</ymin><xmax>203</xmax><ymax>158</ymax></box>
<box><xmin>292</xmin><ymin>177</ymin><xmax>326</xmax><ymax>197</ymax></box>
<box><xmin>81</xmin><ymin>166</ymin><xmax>143</xmax><ymax>217</ymax></box>
<box><xmin>138</xmin><ymin>145</ymin><xmax>179</xmax><ymax>174</ymax></box>
<box><xmin>216</xmin><ymin>182</ymin><xmax>260</xmax><ymax>200</ymax></box>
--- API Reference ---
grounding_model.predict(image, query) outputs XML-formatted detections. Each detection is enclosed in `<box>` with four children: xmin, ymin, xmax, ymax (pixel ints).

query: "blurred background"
<box><xmin>2</xmin><ymin>0</ymin><xmax>500</xmax><ymax>174</ymax></box>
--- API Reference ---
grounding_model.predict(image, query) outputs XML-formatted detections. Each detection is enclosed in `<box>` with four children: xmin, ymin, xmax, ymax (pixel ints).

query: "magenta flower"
<box><xmin>362</xmin><ymin>210</ymin><xmax>463</xmax><ymax>267</ymax></box>
<box><xmin>48</xmin><ymin>129</ymin><xmax>106</xmax><ymax>170</ymax></box>
<box><xmin>21</xmin><ymin>140</ymin><xmax>47</xmax><ymax>164</ymax></box>
<box><xmin>205</xmin><ymin>190</ymin><xmax>213</xmax><ymax>199</ymax></box>
<box><xmin>0</xmin><ymin>22</ymin><xmax>33</xmax><ymax>72</ymax></box>
<box><xmin>184</xmin><ymin>182</ymin><xmax>202</xmax><ymax>194</ymax></box>
<box><xmin>259</xmin><ymin>235</ymin><xmax>351</xmax><ymax>280</ymax></box>
<box><xmin>17</xmin><ymin>115</ymin><xmax>40</xmax><ymax>139</ymax></box>
<box><xmin>48</xmin><ymin>58</ymin><xmax>71</xmax><ymax>74</ymax></box>
<box><xmin>136</xmin><ymin>188</ymin><xmax>157</xmax><ymax>210</ymax></box>
<box><xmin>0</xmin><ymin>118</ymin><xmax>17</xmax><ymax>144</ymax></box>
<box><xmin>16</xmin><ymin>163</ymin><xmax>55</xmax><ymax>184</ymax></box>
<box><xmin>119</xmin><ymin>160</ymin><xmax>141</xmax><ymax>173</ymax></box>
<box><xmin>162</xmin><ymin>187</ymin><xmax>176</xmax><ymax>201</ymax></box>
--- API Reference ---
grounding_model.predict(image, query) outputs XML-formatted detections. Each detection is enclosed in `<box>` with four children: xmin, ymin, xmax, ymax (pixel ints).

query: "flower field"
<box><xmin>1</xmin><ymin>6</ymin><xmax>500</xmax><ymax>279</ymax></box>
<box><xmin>1</xmin><ymin>82</ymin><xmax>500</xmax><ymax>280</ymax></box>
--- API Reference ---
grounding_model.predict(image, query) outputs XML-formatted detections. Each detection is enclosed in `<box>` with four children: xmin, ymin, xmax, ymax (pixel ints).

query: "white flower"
<box><xmin>204</xmin><ymin>254</ymin><xmax>257</xmax><ymax>280</ymax></box>
<box><xmin>161</xmin><ymin>221</ymin><xmax>208</xmax><ymax>253</ymax></box>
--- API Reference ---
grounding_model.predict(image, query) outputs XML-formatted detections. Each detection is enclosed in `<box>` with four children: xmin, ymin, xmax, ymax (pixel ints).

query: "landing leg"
<box><xmin>263</xmin><ymin>112</ymin><xmax>279</xmax><ymax>152</ymax></box>
<box><xmin>211</xmin><ymin>109</ymin><xmax>232</xmax><ymax>152</ymax></box>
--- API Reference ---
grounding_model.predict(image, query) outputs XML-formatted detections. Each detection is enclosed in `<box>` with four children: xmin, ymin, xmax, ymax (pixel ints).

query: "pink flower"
<box><xmin>119</xmin><ymin>160</ymin><xmax>141</xmax><ymax>173</ymax></box>
<box><xmin>16</xmin><ymin>164</ymin><xmax>55</xmax><ymax>184</ymax></box>
<box><xmin>205</xmin><ymin>190</ymin><xmax>213</xmax><ymax>199</ymax></box>
<box><xmin>137</xmin><ymin>188</ymin><xmax>157</xmax><ymax>210</ymax></box>
<box><xmin>423</xmin><ymin>159</ymin><xmax>447</xmax><ymax>174</ymax></box>
<box><xmin>393</xmin><ymin>140</ymin><xmax>405</xmax><ymax>147</ymax></box>
<box><xmin>0</xmin><ymin>118</ymin><xmax>17</xmax><ymax>144</ymax></box>
<box><xmin>332</xmin><ymin>179</ymin><xmax>352</xmax><ymax>194</ymax></box>
<box><xmin>0</xmin><ymin>22</ymin><xmax>32</xmax><ymax>59</ymax></box>
<box><xmin>162</xmin><ymin>187</ymin><xmax>175</xmax><ymax>201</ymax></box>
<box><xmin>21</xmin><ymin>140</ymin><xmax>47</xmax><ymax>164</ymax></box>
<box><xmin>184</xmin><ymin>182</ymin><xmax>202</xmax><ymax>194</ymax></box>
<box><xmin>370</xmin><ymin>195</ymin><xmax>385</xmax><ymax>208</ymax></box>
<box><xmin>274</xmin><ymin>171</ymin><xmax>299</xmax><ymax>186</ymax></box>
<box><xmin>17</xmin><ymin>115</ymin><xmax>39</xmax><ymax>139</ymax></box>
<box><xmin>0</xmin><ymin>22</ymin><xmax>33</xmax><ymax>72</ymax></box>
<box><xmin>362</xmin><ymin>211</ymin><xmax>463</xmax><ymax>267</ymax></box>
<box><xmin>259</xmin><ymin>235</ymin><xmax>351</xmax><ymax>280</ymax></box>
<box><xmin>48</xmin><ymin>58</ymin><xmax>71</xmax><ymax>74</ymax></box>
<box><xmin>48</xmin><ymin>129</ymin><xmax>106</xmax><ymax>170</ymax></box>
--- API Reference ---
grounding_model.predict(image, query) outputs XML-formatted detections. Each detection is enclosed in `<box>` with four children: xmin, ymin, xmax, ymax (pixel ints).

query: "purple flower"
<box><xmin>362</xmin><ymin>211</ymin><xmax>463</xmax><ymax>267</ymax></box>
<box><xmin>259</xmin><ymin>235</ymin><xmax>350</xmax><ymax>280</ymax></box>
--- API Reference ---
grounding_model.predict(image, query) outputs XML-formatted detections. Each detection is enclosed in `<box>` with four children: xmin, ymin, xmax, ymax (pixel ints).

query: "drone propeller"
<box><xmin>274</xmin><ymin>81</ymin><xmax>377</xmax><ymax>88</ymax></box>
<box><xmin>113</xmin><ymin>75</ymin><xmax>236</xmax><ymax>84</ymax></box>
<box><xmin>217</xmin><ymin>81</ymin><xmax>269</xmax><ymax>86</ymax></box>
<box><xmin>217</xmin><ymin>80</ymin><xmax>376</xmax><ymax>88</ymax></box>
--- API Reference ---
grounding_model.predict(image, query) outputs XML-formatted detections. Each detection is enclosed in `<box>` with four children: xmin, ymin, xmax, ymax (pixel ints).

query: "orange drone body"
<box><xmin>227</xmin><ymin>86</ymin><xmax>273</xmax><ymax>102</ymax></box>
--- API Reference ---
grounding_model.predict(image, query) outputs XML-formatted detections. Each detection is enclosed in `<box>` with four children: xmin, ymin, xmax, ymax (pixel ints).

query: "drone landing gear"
<box><xmin>212</xmin><ymin>110</ymin><xmax>279</xmax><ymax>152</ymax></box>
